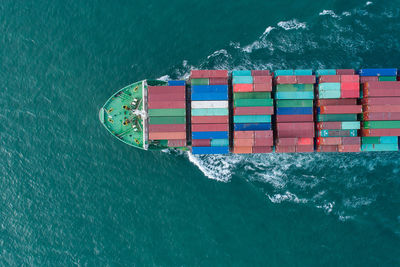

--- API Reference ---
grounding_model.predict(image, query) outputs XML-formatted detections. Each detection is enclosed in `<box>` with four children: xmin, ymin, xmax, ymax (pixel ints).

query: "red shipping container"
<box><xmin>317</xmin><ymin>137</ymin><xmax>342</xmax><ymax>145</ymax></box>
<box><xmin>190</xmin><ymin>70</ymin><xmax>228</xmax><ymax>78</ymax></box>
<box><xmin>191</xmin><ymin>116</ymin><xmax>229</xmax><ymax>124</ymax></box>
<box><xmin>296</xmin><ymin>145</ymin><xmax>314</xmax><ymax>153</ymax></box>
<box><xmin>276</xmin><ymin>138</ymin><xmax>298</xmax><ymax>145</ymax></box>
<box><xmin>209</xmin><ymin>78</ymin><xmax>228</xmax><ymax>85</ymax></box>
<box><xmin>360</xmin><ymin>76</ymin><xmax>379</xmax><ymax>83</ymax></box>
<box><xmin>361</xmin><ymin>128</ymin><xmax>400</xmax><ymax>136</ymax></box>
<box><xmin>362</xmin><ymin>112</ymin><xmax>400</xmax><ymax>121</ymax></box>
<box><xmin>317</xmin><ymin>145</ymin><xmax>338</xmax><ymax>152</ymax></box>
<box><xmin>254</xmin><ymin>130</ymin><xmax>273</xmax><ymax>138</ymax></box>
<box><xmin>298</xmin><ymin>138</ymin><xmax>314</xmax><ymax>145</ymax></box>
<box><xmin>343</xmin><ymin>137</ymin><xmax>361</xmax><ymax>145</ymax></box>
<box><xmin>364</xmin><ymin>88</ymin><xmax>400</xmax><ymax>97</ymax></box>
<box><xmin>192</xmin><ymin>139</ymin><xmax>211</xmax><ymax>147</ymax></box>
<box><xmin>317</xmin><ymin>99</ymin><xmax>357</xmax><ymax>106</ymax></box>
<box><xmin>366</xmin><ymin>81</ymin><xmax>400</xmax><ymax>90</ymax></box>
<box><xmin>209</xmin><ymin>70</ymin><xmax>228</xmax><ymax>78</ymax></box>
<box><xmin>234</xmin><ymin>106</ymin><xmax>274</xmax><ymax>115</ymax></box>
<box><xmin>252</xmin><ymin>70</ymin><xmax>270</xmax><ymax>76</ymax></box>
<box><xmin>168</xmin><ymin>139</ymin><xmax>187</xmax><ymax>147</ymax></box>
<box><xmin>277</xmin><ymin>122</ymin><xmax>314</xmax><ymax>131</ymax></box>
<box><xmin>233</xmin><ymin>83</ymin><xmax>253</xmax><ymax>92</ymax></box>
<box><xmin>364</xmin><ymin>105</ymin><xmax>400</xmax><ymax>113</ymax></box>
<box><xmin>340</xmin><ymin>75</ymin><xmax>359</xmax><ymax>83</ymax></box>
<box><xmin>252</xmin><ymin>146</ymin><xmax>273</xmax><ymax>153</ymax></box>
<box><xmin>296</xmin><ymin>75</ymin><xmax>316</xmax><ymax>84</ymax></box>
<box><xmin>277</xmin><ymin>126</ymin><xmax>315</xmax><ymax>138</ymax></box>
<box><xmin>254</xmin><ymin>137</ymin><xmax>273</xmax><ymax>146</ymax></box>
<box><xmin>253</xmin><ymin>76</ymin><xmax>272</xmax><ymax>84</ymax></box>
<box><xmin>339</xmin><ymin>145</ymin><xmax>360</xmax><ymax>152</ymax></box>
<box><xmin>316</xmin><ymin>122</ymin><xmax>342</xmax><ymax>130</ymax></box>
<box><xmin>319</xmin><ymin>75</ymin><xmax>341</xmax><ymax>83</ymax></box>
<box><xmin>253</xmin><ymin>83</ymin><xmax>272</xmax><ymax>92</ymax></box>
<box><xmin>148</xmin><ymin>92</ymin><xmax>186</xmax><ymax>101</ymax></box>
<box><xmin>234</xmin><ymin>131</ymin><xmax>254</xmax><ymax>139</ymax></box>
<box><xmin>361</xmin><ymin>97</ymin><xmax>400</xmax><ymax>105</ymax></box>
<box><xmin>148</xmin><ymin>85</ymin><xmax>185</xmax><ymax>95</ymax></box>
<box><xmin>276</xmin><ymin>75</ymin><xmax>297</xmax><ymax>84</ymax></box>
<box><xmin>149</xmin><ymin>124</ymin><xmax>186</xmax><ymax>132</ymax></box>
<box><xmin>319</xmin><ymin>105</ymin><xmax>362</xmax><ymax>114</ymax></box>
<box><xmin>192</xmin><ymin>123</ymin><xmax>228</xmax><ymax>132</ymax></box>
<box><xmin>234</xmin><ymin>139</ymin><xmax>254</xmax><ymax>146</ymax></box>
<box><xmin>275</xmin><ymin>145</ymin><xmax>296</xmax><ymax>153</ymax></box>
<box><xmin>233</xmin><ymin>146</ymin><xmax>252</xmax><ymax>154</ymax></box>
<box><xmin>340</xmin><ymin>82</ymin><xmax>359</xmax><ymax>91</ymax></box>
<box><xmin>341</xmin><ymin>89</ymin><xmax>360</xmax><ymax>98</ymax></box>
<box><xmin>276</xmin><ymin>114</ymin><xmax>314</xmax><ymax>122</ymax></box>
<box><xmin>149</xmin><ymin>132</ymin><xmax>186</xmax><ymax>140</ymax></box>
<box><xmin>336</xmin><ymin>69</ymin><xmax>355</xmax><ymax>75</ymax></box>
<box><xmin>148</xmin><ymin>101</ymin><xmax>186</xmax><ymax>109</ymax></box>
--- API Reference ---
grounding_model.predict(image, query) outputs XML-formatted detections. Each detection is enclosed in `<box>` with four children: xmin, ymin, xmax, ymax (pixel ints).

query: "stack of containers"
<box><xmin>315</xmin><ymin>69</ymin><xmax>362</xmax><ymax>152</ymax></box>
<box><xmin>190</xmin><ymin>70</ymin><xmax>230</xmax><ymax>154</ymax></box>
<box><xmin>360</xmin><ymin>68</ymin><xmax>400</xmax><ymax>151</ymax></box>
<box><xmin>147</xmin><ymin>80</ymin><xmax>187</xmax><ymax>148</ymax></box>
<box><xmin>274</xmin><ymin>69</ymin><xmax>316</xmax><ymax>153</ymax></box>
<box><xmin>232</xmin><ymin>70</ymin><xmax>274</xmax><ymax>154</ymax></box>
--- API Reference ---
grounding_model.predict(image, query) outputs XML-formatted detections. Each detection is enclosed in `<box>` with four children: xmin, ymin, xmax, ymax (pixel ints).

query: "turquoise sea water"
<box><xmin>2</xmin><ymin>0</ymin><xmax>400</xmax><ymax>265</ymax></box>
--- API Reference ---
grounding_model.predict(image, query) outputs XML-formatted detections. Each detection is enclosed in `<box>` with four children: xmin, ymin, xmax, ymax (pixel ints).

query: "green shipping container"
<box><xmin>148</xmin><ymin>108</ymin><xmax>186</xmax><ymax>117</ymax></box>
<box><xmin>149</xmin><ymin>116</ymin><xmax>186</xmax><ymax>124</ymax></box>
<box><xmin>341</xmin><ymin>121</ymin><xmax>360</xmax><ymax>130</ymax></box>
<box><xmin>276</xmin><ymin>99</ymin><xmax>313</xmax><ymax>107</ymax></box>
<box><xmin>211</xmin><ymin>139</ymin><xmax>229</xmax><ymax>147</ymax></box>
<box><xmin>317</xmin><ymin>114</ymin><xmax>358</xmax><ymax>122</ymax></box>
<box><xmin>191</xmin><ymin>108</ymin><xmax>229</xmax><ymax>116</ymax></box>
<box><xmin>363</xmin><ymin>120</ymin><xmax>400</xmax><ymax>129</ymax></box>
<box><xmin>233</xmin><ymin>115</ymin><xmax>271</xmax><ymax>123</ymax></box>
<box><xmin>233</xmin><ymin>92</ymin><xmax>271</xmax><ymax>99</ymax></box>
<box><xmin>378</xmin><ymin>76</ymin><xmax>397</xmax><ymax>81</ymax></box>
<box><xmin>191</xmin><ymin>78</ymin><xmax>209</xmax><ymax>85</ymax></box>
<box><xmin>276</xmin><ymin>84</ymin><xmax>314</xmax><ymax>92</ymax></box>
<box><xmin>361</xmin><ymin>137</ymin><xmax>381</xmax><ymax>144</ymax></box>
<box><xmin>234</xmin><ymin>98</ymin><xmax>273</xmax><ymax>107</ymax></box>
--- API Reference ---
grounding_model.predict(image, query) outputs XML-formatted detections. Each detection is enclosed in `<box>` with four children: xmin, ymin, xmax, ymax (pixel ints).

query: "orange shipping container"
<box><xmin>233</xmin><ymin>146</ymin><xmax>253</xmax><ymax>154</ymax></box>
<box><xmin>234</xmin><ymin>138</ymin><xmax>254</xmax><ymax>146</ymax></box>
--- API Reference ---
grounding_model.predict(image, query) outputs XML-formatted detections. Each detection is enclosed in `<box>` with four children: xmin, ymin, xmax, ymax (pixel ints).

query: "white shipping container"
<box><xmin>191</xmin><ymin>101</ymin><xmax>228</xmax><ymax>109</ymax></box>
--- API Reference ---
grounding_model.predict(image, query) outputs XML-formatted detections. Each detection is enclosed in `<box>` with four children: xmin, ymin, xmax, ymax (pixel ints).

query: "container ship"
<box><xmin>99</xmin><ymin>69</ymin><xmax>400</xmax><ymax>154</ymax></box>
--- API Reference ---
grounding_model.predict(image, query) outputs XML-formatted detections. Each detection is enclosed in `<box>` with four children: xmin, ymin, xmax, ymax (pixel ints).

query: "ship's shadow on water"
<box><xmin>187</xmin><ymin>152</ymin><xmax>400</xmax><ymax>225</ymax></box>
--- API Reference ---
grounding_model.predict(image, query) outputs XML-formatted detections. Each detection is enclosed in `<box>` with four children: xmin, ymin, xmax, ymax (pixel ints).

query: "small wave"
<box><xmin>366</xmin><ymin>1</ymin><xmax>373</xmax><ymax>6</ymax></box>
<box><xmin>157</xmin><ymin>75</ymin><xmax>170</xmax><ymax>81</ymax></box>
<box><xmin>319</xmin><ymin>10</ymin><xmax>340</xmax><ymax>18</ymax></box>
<box><xmin>277</xmin><ymin>19</ymin><xmax>306</xmax><ymax>30</ymax></box>
<box><xmin>267</xmin><ymin>191</ymin><xmax>308</xmax><ymax>204</ymax></box>
<box><xmin>206</xmin><ymin>49</ymin><xmax>229</xmax><ymax>59</ymax></box>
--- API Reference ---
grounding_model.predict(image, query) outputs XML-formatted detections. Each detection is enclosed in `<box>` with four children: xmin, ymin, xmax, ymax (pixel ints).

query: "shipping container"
<box><xmin>276</xmin><ymin>99</ymin><xmax>313</xmax><ymax>107</ymax></box>
<box><xmin>359</xmin><ymin>68</ymin><xmax>397</xmax><ymax>77</ymax></box>
<box><xmin>234</xmin><ymin>98</ymin><xmax>274</xmax><ymax>107</ymax></box>
<box><xmin>191</xmin><ymin>123</ymin><xmax>229</xmax><ymax>132</ymax></box>
<box><xmin>148</xmin><ymin>108</ymin><xmax>185</xmax><ymax>117</ymax></box>
<box><xmin>318</xmin><ymin>105</ymin><xmax>362</xmax><ymax>114</ymax></box>
<box><xmin>233</xmin><ymin>115</ymin><xmax>271</xmax><ymax>123</ymax></box>
<box><xmin>361</xmin><ymin>143</ymin><xmax>398</xmax><ymax>152</ymax></box>
<box><xmin>191</xmin><ymin>93</ymin><xmax>228</xmax><ymax>101</ymax></box>
<box><xmin>296</xmin><ymin>75</ymin><xmax>316</xmax><ymax>84</ymax></box>
<box><xmin>362</xmin><ymin>112</ymin><xmax>400</xmax><ymax>121</ymax></box>
<box><xmin>149</xmin><ymin>116</ymin><xmax>186</xmax><ymax>124</ymax></box>
<box><xmin>192</xmin><ymin>139</ymin><xmax>211</xmax><ymax>147</ymax></box>
<box><xmin>149</xmin><ymin>124</ymin><xmax>186</xmax><ymax>132</ymax></box>
<box><xmin>274</xmin><ymin>70</ymin><xmax>294</xmax><ymax>76</ymax></box>
<box><xmin>253</xmin><ymin>83</ymin><xmax>272</xmax><ymax>92</ymax></box>
<box><xmin>317</xmin><ymin>99</ymin><xmax>357</xmax><ymax>105</ymax></box>
<box><xmin>190</xmin><ymin>70</ymin><xmax>228</xmax><ymax>78</ymax></box>
<box><xmin>338</xmin><ymin>145</ymin><xmax>360</xmax><ymax>152</ymax></box>
<box><xmin>232</xmin><ymin>70</ymin><xmax>252</xmax><ymax>76</ymax></box>
<box><xmin>191</xmin><ymin>101</ymin><xmax>228</xmax><ymax>109</ymax></box>
<box><xmin>234</xmin><ymin>138</ymin><xmax>254</xmax><ymax>146</ymax></box>
<box><xmin>149</xmin><ymin>132</ymin><xmax>186</xmax><ymax>140</ymax></box>
<box><xmin>276</xmin><ymin>107</ymin><xmax>313</xmax><ymax>115</ymax></box>
<box><xmin>234</xmin><ymin>123</ymin><xmax>272</xmax><ymax>131</ymax></box>
<box><xmin>252</xmin><ymin>70</ymin><xmax>270</xmax><ymax>76</ymax></box>
<box><xmin>316</xmin><ymin>69</ymin><xmax>336</xmax><ymax>76</ymax></box>
<box><xmin>192</xmin><ymin>146</ymin><xmax>230</xmax><ymax>154</ymax></box>
<box><xmin>363</xmin><ymin>105</ymin><xmax>400</xmax><ymax>113</ymax></box>
<box><xmin>167</xmin><ymin>139</ymin><xmax>187</xmax><ymax>147</ymax></box>
<box><xmin>192</xmin><ymin>131</ymin><xmax>229</xmax><ymax>139</ymax></box>
<box><xmin>233</xmin><ymin>92</ymin><xmax>271</xmax><ymax>99</ymax></box>
<box><xmin>360</xmin><ymin>76</ymin><xmax>379</xmax><ymax>83</ymax></box>
<box><xmin>234</xmin><ymin>131</ymin><xmax>254</xmax><ymax>139</ymax></box>
<box><xmin>361</xmin><ymin>128</ymin><xmax>400</xmax><ymax>136</ymax></box>
<box><xmin>148</xmin><ymin>86</ymin><xmax>185</xmax><ymax>95</ymax></box>
<box><xmin>232</xmin><ymin>146</ymin><xmax>253</xmax><ymax>154</ymax></box>
<box><xmin>276</xmin><ymin>114</ymin><xmax>314</xmax><ymax>122</ymax></box>
<box><xmin>378</xmin><ymin>76</ymin><xmax>397</xmax><ymax>81</ymax></box>
<box><xmin>148</xmin><ymin>101</ymin><xmax>186</xmax><ymax>109</ymax></box>
<box><xmin>254</xmin><ymin>137</ymin><xmax>274</xmax><ymax>147</ymax></box>
<box><xmin>340</xmin><ymin>75</ymin><xmax>359</xmax><ymax>83</ymax></box>
<box><xmin>252</xmin><ymin>146</ymin><xmax>273</xmax><ymax>153</ymax></box>
<box><xmin>191</xmin><ymin>116</ymin><xmax>229</xmax><ymax>124</ymax></box>
<box><xmin>234</xmin><ymin>106</ymin><xmax>274</xmax><ymax>115</ymax></box>
<box><xmin>294</xmin><ymin>69</ymin><xmax>313</xmax><ymax>76</ymax></box>
<box><xmin>210</xmin><ymin>139</ymin><xmax>229</xmax><ymax>147</ymax></box>
<box><xmin>317</xmin><ymin>114</ymin><xmax>358</xmax><ymax>121</ymax></box>
<box><xmin>363</xmin><ymin>120</ymin><xmax>400</xmax><ymax>129</ymax></box>
<box><xmin>168</xmin><ymin>80</ymin><xmax>186</xmax><ymax>86</ymax></box>
<box><xmin>253</xmin><ymin>76</ymin><xmax>272</xmax><ymax>84</ymax></box>
<box><xmin>148</xmin><ymin>93</ymin><xmax>186</xmax><ymax>101</ymax></box>
<box><xmin>191</xmin><ymin>85</ymin><xmax>228</xmax><ymax>94</ymax></box>
<box><xmin>361</xmin><ymin>97</ymin><xmax>400</xmax><ymax>105</ymax></box>
<box><xmin>191</xmin><ymin>108</ymin><xmax>229</xmax><ymax>116</ymax></box>
<box><xmin>336</xmin><ymin>69</ymin><xmax>355</xmax><ymax>75</ymax></box>
<box><xmin>318</xmin><ymin>129</ymin><xmax>358</xmax><ymax>137</ymax></box>
<box><xmin>233</xmin><ymin>84</ymin><xmax>253</xmax><ymax>92</ymax></box>
<box><xmin>233</xmin><ymin>76</ymin><xmax>253</xmax><ymax>84</ymax></box>
<box><xmin>319</xmin><ymin>75</ymin><xmax>341</xmax><ymax>83</ymax></box>
<box><xmin>276</xmin><ymin>75</ymin><xmax>297</xmax><ymax>84</ymax></box>
<box><xmin>276</xmin><ymin>84</ymin><xmax>314</xmax><ymax>92</ymax></box>
<box><xmin>191</xmin><ymin>78</ymin><xmax>209</xmax><ymax>85</ymax></box>
<box><xmin>209</xmin><ymin>78</ymin><xmax>228</xmax><ymax>85</ymax></box>
<box><xmin>275</xmin><ymin>91</ymin><xmax>314</xmax><ymax>99</ymax></box>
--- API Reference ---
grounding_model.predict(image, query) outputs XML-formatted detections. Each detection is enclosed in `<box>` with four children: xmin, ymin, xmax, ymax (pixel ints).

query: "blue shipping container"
<box><xmin>191</xmin><ymin>85</ymin><xmax>228</xmax><ymax>94</ymax></box>
<box><xmin>359</xmin><ymin>68</ymin><xmax>397</xmax><ymax>77</ymax></box>
<box><xmin>192</xmin><ymin>146</ymin><xmax>230</xmax><ymax>154</ymax></box>
<box><xmin>294</xmin><ymin>69</ymin><xmax>313</xmax><ymax>76</ymax></box>
<box><xmin>168</xmin><ymin>80</ymin><xmax>186</xmax><ymax>86</ymax></box>
<box><xmin>232</xmin><ymin>70</ymin><xmax>251</xmax><ymax>76</ymax></box>
<box><xmin>192</xmin><ymin>131</ymin><xmax>229</xmax><ymax>139</ymax></box>
<box><xmin>276</xmin><ymin>107</ymin><xmax>313</xmax><ymax>115</ymax></box>
<box><xmin>191</xmin><ymin>93</ymin><xmax>228</xmax><ymax>101</ymax></box>
<box><xmin>316</xmin><ymin>69</ymin><xmax>336</xmax><ymax>76</ymax></box>
<box><xmin>380</xmin><ymin>136</ymin><xmax>399</xmax><ymax>144</ymax></box>
<box><xmin>274</xmin><ymin>70</ymin><xmax>294</xmax><ymax>76</ymax></box>
<box><xmin>234</xmin><ymin>123</ymin><xmax>271</xmax><ymax>131</ymax></box>
<box><xmin>233</xmin><ymin>76</ymin><xmax>253</xmax><ymax>84</ymax></box>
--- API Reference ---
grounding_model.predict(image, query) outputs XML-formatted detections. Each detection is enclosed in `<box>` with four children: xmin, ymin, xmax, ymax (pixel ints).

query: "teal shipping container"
<box><xmin>361</xmin><ymin>143</ymin><xmax>399</xmax><ymax>152</ymax></box>
<box><xmin>316</xmin><ymin>69</ymin><xmax>336</xmax><ymax>76</ymax></box>
<box><xmin>274</xmin><ymin>70</ymin><xmax>294</xmax><ymax>76</ymax></box>
<box><xmin>317</xmin><ymin>114</ymin><xmax>358</xmax><ymax>122</ymax></box>
<box><xmin>319</xmin><ymin>83</ymin><xmax>341</xmax><ymax>90</ymax></box>
<box><xmin>233</xmin><ymin>115</ymin><xmax>271</xmax><ymax>123</ymax></box>
<box><xmin>318</xmin><ymin>90</ymin><xmax>341</xmax><ymax>99</ymax></box>
<box><xmin>341</xmin><ymin>121</ymin><xmax>361</xmax><ymax>130</ymax></box>
<box><xmin>276</xmin><ymin>84</ymin><xmax>314</xmax><ymax>92</ymax></box>
<box><xmin>232</xmin><ymin>70</ymin><xmax>251</xmax><ymax>76</ymax></box>
<box><xmin>191</xmin><ymin>108</ymin><xmax>229</xmax><ymax>116</ymax></box>
<box><xmin>233</xmin><ymin>76</ymin><xmax>253</xmax><ymax>84</ymax></box>
<box><xmin>294</xmin><ymin>69</ymin><xmax>313</xmax><ymax>76</ymax></box>
<box><xmin>275</xmin><ymin>91</ymin><xmax>314</xmax><ymax>99</ymax></box>
<box><xmin>210</xmin><ymin>139</ymin><xmax>229</xmax><ymax>147</ymax></box>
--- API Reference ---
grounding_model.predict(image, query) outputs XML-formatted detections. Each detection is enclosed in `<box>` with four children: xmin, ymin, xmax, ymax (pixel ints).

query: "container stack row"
<box><xmin>190</xmin><ymin>70</ymin><xmax>230</xmax><ymax>154</ymax></box>
<box><xmin>232</xmin><ymin>70</ymin><xmax>274</xmax><ymax>154</ymax></box>
<box><xmin>147</xmin><ymin>80</ymin><xmax>187</xmax><ymax>148</ymax></box>
<box><xmin>360</xmin><ymin>68</ymin><xmax>400</xmax><ymax>151</ymax></box>
<box><xmin>274</xmin><ymin>69</ymin><xmax>316</xmax><ymax>152</ymax></box>
<box><xmin>315</xmin><ymin>69</ymin><xmax>362</xmax><ymax>152</ymax></box>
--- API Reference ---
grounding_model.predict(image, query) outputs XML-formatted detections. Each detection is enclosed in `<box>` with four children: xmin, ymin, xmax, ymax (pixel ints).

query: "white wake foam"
<box><xmin>277</xmin><ymin>19</ymin><xmax>307</xmax><ymax>30</ymax></box>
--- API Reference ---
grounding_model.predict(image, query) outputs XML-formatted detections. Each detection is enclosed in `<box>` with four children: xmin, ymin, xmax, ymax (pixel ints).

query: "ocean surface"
<box><xmin>1</xmin><ymin>0</ymin><xmax>400</xmax><ymax>265</ymax></box>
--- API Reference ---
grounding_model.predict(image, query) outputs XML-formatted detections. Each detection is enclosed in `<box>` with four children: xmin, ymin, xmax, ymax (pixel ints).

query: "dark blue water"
<box><xmin>1</xmin><ymin>0</ymin><xmax>400</xmax><ymax>265</ymax></box>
